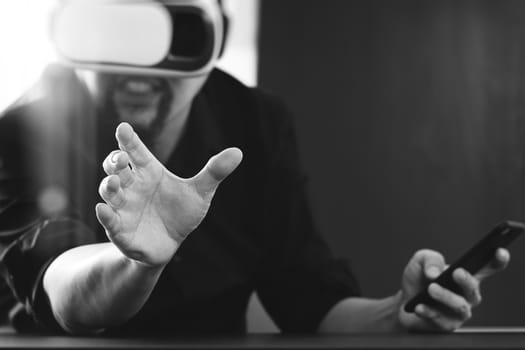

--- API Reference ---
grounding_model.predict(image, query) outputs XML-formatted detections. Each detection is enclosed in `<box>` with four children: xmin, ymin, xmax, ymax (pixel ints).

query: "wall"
<box><xmin>258</xmin><ymin>0</ymin><xmax>525</xmax><ymax>326</ymax></box>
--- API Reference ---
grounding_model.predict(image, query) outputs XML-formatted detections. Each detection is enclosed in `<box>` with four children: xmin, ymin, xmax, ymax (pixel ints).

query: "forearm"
<box><xmin>318</xmin><ymin>292</ymin><xmax>405</xmax><ymax>333</ymax></box>
<box><xmin>43</xmin><ymin>242</ymin><xmax>164</xmax><ymax>334</ymax></box>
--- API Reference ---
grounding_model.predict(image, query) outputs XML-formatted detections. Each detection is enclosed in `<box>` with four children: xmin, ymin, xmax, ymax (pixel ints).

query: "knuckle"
<box><xmin>109</xmin><ymin>174</ymin><xmax>120</xmax><ymax>188</ymax></box>
<box><xmin>413</xmin><ymin>249</ymin><xmax>433</xmax><ymax>262</ymax></box>
<box><xmin>414</xmin><ymin>249</ymin><xmax>444</xmax><ymax>266</ymax></box>
<box><xmin>105</xmin><ymin>152</ymin><xmax>117</xmax><ymax>167</ymax></box>
<box><xmin>427</xmin><ymin>310</ymin><xmax>438</xmax><ymax>321</ymax></box>
<box><xmin>433</xmin><ymin>318</ymin><xmax>447</xmax><ymax>331</ymax></box>
<box><xmin>414</xmin><ymin>249</ymin><xmax>430</xmax><ymax>258</ymax></box>
<box><xmin>105</xmin><ymin>216</ymin><xmax>115</xmax><ymax>232</ymax></box>
<box><xmin>121</xmin><ymin>171</ymin><xmax>134</xmax><ymax>187</ymax></box>
<box><xmin>433</xmin><ymin>315</ymin><xmax>463</xmax><ymax>332</ymax></box>
<box><xmin>443</xmin><ymin>324</ymin><xmax>455</xmax><ymax>332</ymax></box>
<box><xmin>473</xmin><ymin>278</ymin><xmax>480</xmax><ymax>290</ymax></box>
<box><xmin>128</xmin><ymin>133</ymin><xmax>140</xmax><ymax>150</ymax></box>
<box><xmin>104</xmin><ymin>175</ymin><xmax>120</xmax><ymax>193</ymax></box>
<box><xmin>110</xmin><ymin>150</ymin><xmax>120</xmax><ymax>161</ymax></box>
<box><xmin>430</xmin><ymin>284</ymin><xmax>444</xmax><ymax>300</ymax></box>
<box><xmin>465</xmin><ymin>309</ymin><xmax>472</xmax><ymax>321</ymax></box>
<box><xmin>422</xmin><ymin>306</ymin><xmax>439</xmax><ymax>321</ymax></box>
<box><xmin>458</xmin><ymin>303</ymin><xmax>471</xmax><ymax>318</ymax></box>
<box><xmin>472</xmin><ymin>292</ymin><xmax>482</xmax><ymax>307</ymax></box>
<box><xmin>449</xmin><ymin>322</ymin><xmax>461</xmax><ymax>332</ymax></box>
<box><xmin>114</xmin><ymin>194</ymin><xmax>126</xmax><ymax>209</ymax></box>
<box><xmin>105</xmin><ymin>219</ymin><xmax>117</xmax><ymax>233</ymax></box>
<box><xmin>104</xmin><ymin>211</ymin><xmax>120</xmax><ymax>233</ymax></box>
<box><xmin>98</xmin><ymin>179</ymin><xmax>108</xmax><ymax>197</ymax></box>
<box><xmin>464</xmin><ymin>270</ymin><xmax>477</xmax><ymax>284</ymax></box>
<box><xmin>467</xmin><ymin>280</ymin><xmax>481</xmax><ymax>304</ymax></box>
<box><xmin>438</xmin><ymin>319</ymin><xmax>459</xmax><ymax>333</ymax></box>
<box><xmin>102</xmin><ymin>159</ymin><xmax>110</xmax><ymax>173</ymax></box>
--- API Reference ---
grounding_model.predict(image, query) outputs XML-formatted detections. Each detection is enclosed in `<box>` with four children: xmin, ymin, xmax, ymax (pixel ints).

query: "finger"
<box><xmin>414</xmin><ymin>250</ymin><xmax>446</xmax><ymax>280</ymax></box>
<box><xmin>415</xmin><ymin>304</ymin><xmax>461</xmax><ymax>333</ymax></box>
<box><xmin>98</xmin><ymin>175</ymin><xmax>127</xmax><ymax>210</ymax></box>
<box><xmin>103</xmin><ymin>150</ymin><xmax>128</xmax><ymax>174</ymax></box>
<box><xmin>428</xmin><ymin>283</ymin><xmax>472</xmax><ymax>320</ymax></box>
<box><xmin>102</xmin><ymin>150</ymin><xmax>134</xmax><ymax>188</ymax></box>
<box><xmin>489</xmin><ymin>248</ymin><xmax>510</xmax><ymax>270</ymax></box>
<box><xmin>453</xmin><ymin>268</ymin><xmax>482</xmax><ymax>307</ymax></box>
<box><xmin>192</xmin><ymin>147</ymin><xmax>243</xmax><ymax>197</ymax></box>
<box><xmin>476</xmin><ymin>248</ymin><xmax>511</xmax><ymax>280</ymax></box>
<box><xmin>495</xmin><ymin>248</ymin><xmax>511</xmax><ymax>268</ymax></box>
<box><xmin>115</xmin><ymin>122</ymin><xmax>155</xmax><ymax>168</ymax></box>
<box><xmin>95</xmin><ymin>202</ymin><xmax>122</xmax><ymax>235</ymax></box>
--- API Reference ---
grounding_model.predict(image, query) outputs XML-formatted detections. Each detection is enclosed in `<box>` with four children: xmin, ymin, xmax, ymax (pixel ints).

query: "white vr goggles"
<box><xmin>50</xmin><ymin>0</ymin><xmax>224</xmax><ymax>77</ymax></box>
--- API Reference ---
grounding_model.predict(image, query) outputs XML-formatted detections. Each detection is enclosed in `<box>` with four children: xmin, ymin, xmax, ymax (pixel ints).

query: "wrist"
<box><xmin>111</xmin><ymin>245</ymin><xmax>168</xmax><ymax>275</ymax></box>
<box><xmin>112</xmin><ymin>238</ymin><xmax>178</xmax><ymax>269</ymax></box>
<box><xmin>389</xmin><ymin>291</ymin><xmax>408</xmax><ymax>333</ymax></box>
<box><xmin>123</xmin><ymin>254</ymin><xmax>167</xmax><ymax>274</ymax></box>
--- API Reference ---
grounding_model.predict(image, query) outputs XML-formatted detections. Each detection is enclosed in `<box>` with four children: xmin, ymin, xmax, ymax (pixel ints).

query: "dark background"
<box><xmin>258</xmin><ymin>0</ymin><xmax>525</xmax><ymax>326</ymax></box>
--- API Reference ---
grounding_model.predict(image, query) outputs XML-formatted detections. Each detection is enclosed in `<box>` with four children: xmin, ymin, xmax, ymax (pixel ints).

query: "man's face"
<box><xmin>90</xmin><ymin>72</ymin><xmax>208</xmax><ymax>145</ymax></box>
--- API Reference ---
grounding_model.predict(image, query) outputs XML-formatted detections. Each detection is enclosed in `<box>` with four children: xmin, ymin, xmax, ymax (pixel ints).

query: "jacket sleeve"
<box><xmin>0</xmin><ymin>66</ymin><xmax>100</xmax><ymax>332</ymax></box>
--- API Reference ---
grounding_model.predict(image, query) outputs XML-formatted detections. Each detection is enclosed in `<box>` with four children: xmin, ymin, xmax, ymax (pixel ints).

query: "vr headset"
<box><xmin>50</xmin><ymin>0</ymin><xmax>225</xmax><ymax>77</ymax></box>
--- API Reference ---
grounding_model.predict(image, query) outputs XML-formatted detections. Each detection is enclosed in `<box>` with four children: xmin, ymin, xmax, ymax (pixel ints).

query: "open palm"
<box><xmin>96</xmin><ymin>123</ymin><xmax>242</xmax><ymax>266</ymax></box>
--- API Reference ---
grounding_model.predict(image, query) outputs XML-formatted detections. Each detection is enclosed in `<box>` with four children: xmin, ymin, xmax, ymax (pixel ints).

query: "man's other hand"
<box><xmin>95</xmin><ymin>122</ymin><xmax>243</xmax><ymax>267</ymax></box>
<box><xmin>397</xmin><ymin>248</ymin><xmax>509</xmax><ymax>332</ymax></box>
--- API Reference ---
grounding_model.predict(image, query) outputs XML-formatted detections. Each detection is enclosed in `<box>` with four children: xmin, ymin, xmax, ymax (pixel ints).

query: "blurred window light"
<box><xmin>217</xmin><ymin>0</ymin><xmax>260</xmax><ymax>87</ymax></box>
<box><xmin>0</xmin><ymin>0</ymin><xmax>56</xmax><ymax>112</ymax></box>
<box><xmin>0</xmin><ymin>0</ymin><xmax>259</xmax><ymax>113</ymax></box>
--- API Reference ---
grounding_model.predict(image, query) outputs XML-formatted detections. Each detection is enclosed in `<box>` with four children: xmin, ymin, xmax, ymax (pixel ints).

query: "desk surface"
<box><xmin>2</xmin><ymin>327</ymin><xmax>525</xmax><ymax>349</ymax></box>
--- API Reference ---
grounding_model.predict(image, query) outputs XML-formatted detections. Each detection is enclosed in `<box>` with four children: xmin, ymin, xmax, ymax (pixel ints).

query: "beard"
<box><xmin>94</xmin><ymin>75</ymin><xmax>174</xmax><ymax>150</ymax></box>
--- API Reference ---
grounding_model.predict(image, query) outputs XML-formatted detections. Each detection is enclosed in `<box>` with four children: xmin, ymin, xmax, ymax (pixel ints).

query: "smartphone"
<box><xmin>404</xmin><ymin>220</ymin><xmax>525</xmax><ymax>313</ymax></box>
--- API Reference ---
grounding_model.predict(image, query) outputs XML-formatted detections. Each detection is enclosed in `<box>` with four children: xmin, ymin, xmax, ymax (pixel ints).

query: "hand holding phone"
<box><xmin>404</xmin><ymin>220</ymin><xmax>524</xmax><ymax>313</ymax></box>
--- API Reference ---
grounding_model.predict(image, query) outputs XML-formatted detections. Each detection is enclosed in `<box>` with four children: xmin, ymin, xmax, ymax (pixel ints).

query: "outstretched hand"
<box><xmin>95</xmin><ymin>122</ymin><xmax>243</xmax><ymax>267</ymax></box>
<box><xmin>397</xmin><ymin>248</ymin><xmax>509</xmax><ymax>332</ymax></box>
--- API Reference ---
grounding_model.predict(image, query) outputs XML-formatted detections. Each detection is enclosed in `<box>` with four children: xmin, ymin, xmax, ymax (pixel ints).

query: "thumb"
<box><xmin>421</xmin><ymin>250</ymin><xmax>446</xmax><ymax>280</ymax></box>
<box><xmin>411</xmin><ymin>249</ymin><xmax>446</xmax><ymax>280</ymax></box>
<box><xmin>192</xmin><ymin>148</ymin><xmax>243</xmax><ymax>196</ymax></box>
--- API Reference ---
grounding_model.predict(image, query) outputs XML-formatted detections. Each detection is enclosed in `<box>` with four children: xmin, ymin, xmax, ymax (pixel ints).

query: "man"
<box><xmin>0</xmin><ymin>0</ymin><xmax>509</xmax><ymax>335</ymax></box>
